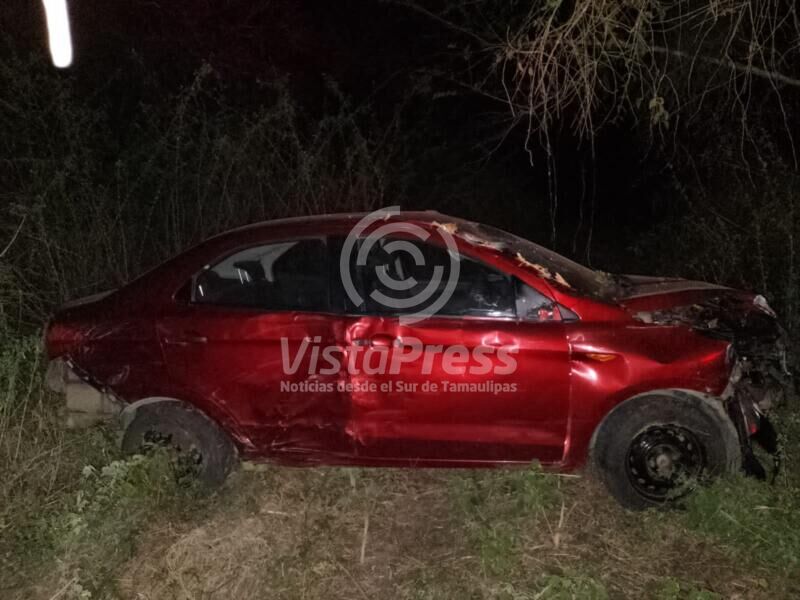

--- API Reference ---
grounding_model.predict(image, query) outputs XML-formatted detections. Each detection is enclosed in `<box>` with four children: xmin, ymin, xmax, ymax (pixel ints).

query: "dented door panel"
<box><xmin>342</xmin><ymin>316</ymin><xmax>570</xmax><ymax>463</ymax></box>
<box><xmin>157</xmin><ymin>307</ymin><xmax>351</xmax><ymax>459</ymax></box>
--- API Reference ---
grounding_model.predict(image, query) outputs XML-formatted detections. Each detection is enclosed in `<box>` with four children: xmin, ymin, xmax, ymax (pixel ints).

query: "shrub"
<box><xmin>0</xmin><ymin>57</ymin><xmax>412</xmax><ymax>330</ymax></box>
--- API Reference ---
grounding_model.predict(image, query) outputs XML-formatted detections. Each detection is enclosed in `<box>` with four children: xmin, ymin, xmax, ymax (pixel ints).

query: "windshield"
<box><xmin>460</xmin><ymin>222</ymin><xmax>618</xmax><ymax>300</ymax></box>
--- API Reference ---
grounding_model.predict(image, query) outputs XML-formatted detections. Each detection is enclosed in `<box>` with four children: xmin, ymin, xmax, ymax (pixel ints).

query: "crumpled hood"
<box><xmin>618</xmin><ymin>276</ymin><xmax>781</xmax><ymax>346</ymax></box>
<box><xmin>616</xmin><ymin>275</ymin><xmax>747</xmax><ymax>315</ymax></box>
<box><xmin>620</xmin><ymin>275</ymin><xmax>730</xmax><ymax>302</ymax></box>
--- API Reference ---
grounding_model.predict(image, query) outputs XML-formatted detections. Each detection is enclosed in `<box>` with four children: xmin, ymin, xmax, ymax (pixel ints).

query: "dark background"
<box><xmin>1</xmin><ymin>0</ymin><xmax>798</xmax><ymax>327</ymax></box>
<box><xmin>3</xmin><ymin>1</ymin><xmax>653</xmax><ymax>250</ymax></box>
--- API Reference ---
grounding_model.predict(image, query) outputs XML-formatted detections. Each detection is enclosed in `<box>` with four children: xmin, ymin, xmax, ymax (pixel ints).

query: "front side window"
<box><xmin>359</xmin><ymin>237</ymin><xmax>516</xmax><ymax>318</ymax></box>
<box><xmin>515</xmin><ymin>279</ymin><xmax>557</xmax><ymax>322</ymax></box>
<box><xmin>193</xmin><ymin>238</ymin><xmax>329</xmax><ymax>312</ymax></box>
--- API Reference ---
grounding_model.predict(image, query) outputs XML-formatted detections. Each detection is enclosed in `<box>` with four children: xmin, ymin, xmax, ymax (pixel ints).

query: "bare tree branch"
<box><xmin>650</xmin><ymin>45</ymin><xmax>800</xmax><ymax>88</ymax></box>
<box><xmin>0</xmin><ymin>216</ymin><xmax>26</xmax><ymax>260</ymax></box>
<box><xmin>407</xmin><ymin>0</ymin><xmax>800</xmax><ymax>144</ymax></box>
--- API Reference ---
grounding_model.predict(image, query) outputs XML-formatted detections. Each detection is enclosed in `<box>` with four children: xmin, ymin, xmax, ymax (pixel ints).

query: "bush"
<box><xmin>49</xmin><ymin>451</ymin><xmax>189</xmax><ymax>595</ymax></box>
<box><xmin>0</xmin><ymin>57</ymin><xmax>412</xmax><ymax>329</ymax></box>
<box><xmin>675</xmin><ymin>409</ymin><xmax>800</xmax><ymax>577</ymax></box>
<box><xmin>0</xmin><ymin>336</ymin><xmax>193</xmax><ymax>596</ymax></box>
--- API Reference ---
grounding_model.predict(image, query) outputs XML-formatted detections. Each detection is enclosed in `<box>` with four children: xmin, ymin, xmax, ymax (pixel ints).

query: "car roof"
<box><xmin>210</xmin><ymin>210</ymin><xmax>470</xmax><ymax>241</ymax></box>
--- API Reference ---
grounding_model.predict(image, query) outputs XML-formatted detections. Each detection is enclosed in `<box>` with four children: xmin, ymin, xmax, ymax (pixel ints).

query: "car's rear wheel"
<box><xmin>590</xmin><ymin>391</ymin><xmax>740</xmax><ymax>510</ymax></box>
<box><xmin>121</xmin><ymin>402</ymin><xmax>237</xmax><ymax>488</ymax></box>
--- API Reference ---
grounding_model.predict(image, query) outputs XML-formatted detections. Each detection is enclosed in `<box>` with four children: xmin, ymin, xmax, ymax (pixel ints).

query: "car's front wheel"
<box><xmin>590</xmin><ymin>391</ymin><xmax>740</xmax><ymax>510</ymax></box>
<box><xmin>121</xmin><ymin>401</ymin><xmax>237</xmax><ymax>488</ymax></box>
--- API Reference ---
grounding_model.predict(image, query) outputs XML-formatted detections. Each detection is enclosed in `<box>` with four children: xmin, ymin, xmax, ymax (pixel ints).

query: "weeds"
<box><xmin>681</xmin><ymin>475</ymin><xmax>800</xmax><ymax>574</ymax></box>
<box><xmin>0</xmin><ymin>337</ymin><xmax>195</xmax><ymax>598</ymax></box>
<box><xmin>533</xmin><ymin>573</ymin><xmax>609</xmax><ymax>599</ymax></box>
<box><xmin>2</xmin><ymin>326</ymin><xmax>798</xmax><ymax>599</ymax></box>
<box><xmin>655</xmin><ymin>578</ymin><xmax>722</xmax><ymax>600</ymax></box>
<box><xmin>0</xmin><ymin>57</ymin><xmax>412</xmax><ymax>329</ymax></box>
<box><xmin>3</xmin><ymin>426</ymin><xmax>196</xmax><ymax>598</ymax></box>
<box><xmin>48</xmin><ymin>450</ymin><xmax>189</xmax><ymax>595</ymax></box>
<box><xmin>449</xmin><ymin>466</ymin><xmax>562</xmax><ymax>576</ymax></box>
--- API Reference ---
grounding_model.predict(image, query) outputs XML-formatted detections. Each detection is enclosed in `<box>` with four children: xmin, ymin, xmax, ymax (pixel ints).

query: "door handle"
<box><xmin>370</xmin><ymin>334</ymin><xmax>397</xmax><ymax>347</ymax></box>
<box><xmin>483</xmin><ymin>340</ymin><xmax>508</xmax><ymax>348</ymax></box>
<box><xmin>164</xmin><ymin>332</ymin><xmax>208</xmax><ymax>346</ymax></box>
<box><xmin>351</xmin><ymin>335</ymin><xmax>398</xmax><ymax>347</ymax></box>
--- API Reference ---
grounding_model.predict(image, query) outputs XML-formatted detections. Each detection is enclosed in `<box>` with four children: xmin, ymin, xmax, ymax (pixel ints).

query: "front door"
<box><xmin>341</xmin><ymin>235</ymin><xmax>571</xmax><ymax>464</ymax></box>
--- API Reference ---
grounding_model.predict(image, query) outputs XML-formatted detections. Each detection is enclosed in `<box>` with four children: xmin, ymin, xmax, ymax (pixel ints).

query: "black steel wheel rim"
<box><xmin>142</xmin><ymin>427</ymin><xmax>204</xmax><ymax>479</ymax></box>
<box><xmin>625</xmin><ymin>425</ymin><xmax>706</xmax><ymax>502</ymax></box>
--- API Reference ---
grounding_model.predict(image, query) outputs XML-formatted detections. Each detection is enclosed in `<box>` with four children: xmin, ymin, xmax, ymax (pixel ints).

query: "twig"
<box><xmin>360</xmin><ymin>512</ymin><xmax>369</xmax><ymax>564</ymax></box>
<box><xmin>334</xmin><ymin>558</ymin><xmax>370</xmax><ymax>600</ymax></box>
<box><xmin>391</xmin><ymin>1</ymin><xmax>492</xmax><ymax>47</ymax></box>
<box><xmin>553</xmin><ymin>500</ymin><xmax>566</xmax><ymax>549</ymax></box>
<box><xmin>650</xmin><ymin>45</ymin><xmax>800</xmax><ymax>88</ymax></box>
<box><xmin>47</xmin><ymin>576</ymin><xmax>78</xmax><ymax>600</ymax></box>
<box><xmin>0</xmin><ymin>216</ymin><xmax>26</xmax><ymax>259</ymax></box>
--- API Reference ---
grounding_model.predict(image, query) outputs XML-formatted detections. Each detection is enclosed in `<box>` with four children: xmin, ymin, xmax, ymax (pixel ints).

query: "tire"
<box><xmin>121</xmin><ymin>401</ymin><xmax>237</xmax><ymax>488</ymax></box>
<box><xmin>590</xmin><ymin>391</ymin><xmax>740</xmax><ymax>510</ymax></box>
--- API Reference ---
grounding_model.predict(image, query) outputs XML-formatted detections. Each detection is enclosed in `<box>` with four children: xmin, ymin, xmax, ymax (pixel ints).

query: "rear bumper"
<box><xmin>45</xmin><ymin>358</ymin><xmax>122</xmax><ymax>428</ymax></box>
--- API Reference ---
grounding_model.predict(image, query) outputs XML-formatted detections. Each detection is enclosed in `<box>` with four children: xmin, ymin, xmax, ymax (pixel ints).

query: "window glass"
<box><xmin>361</xmin><ymin>238</ymin><xmax>516</xmax><ymax>318</ymax></box>
<box><xmin>193</xmin><ymin>238</ymin><xmax>329</xmax><ymax>311</ymax></box>
<box><xmin>463</xmin><ymin>221</ymin><xmax>619</xmax><ymax>300</ymax></box>
<box><xmin>515</xmin><ymin>279</ymin><xmax>557</xmax><ymax>322</ymax></box>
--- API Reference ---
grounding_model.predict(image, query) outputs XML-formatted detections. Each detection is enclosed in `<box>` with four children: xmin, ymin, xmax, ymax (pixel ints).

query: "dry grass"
<box><xmin>116</xmin><ymin>466</ymin><xmax>796</xmax><ymax>600</ymax></box>
<box><xmin>3</xmin><ymin>340</ymin><xmax>799</xmax><ymax>599</ymax></box>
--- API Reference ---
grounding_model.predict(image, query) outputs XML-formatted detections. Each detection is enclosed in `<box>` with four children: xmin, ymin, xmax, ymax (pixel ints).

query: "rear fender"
<box><xmin>119</xmin><ymin>396</ymin><xmax>182</xmax><ymax>430</ymax></box>
<box><xmin>118</xmin><ymin>396</ymin><xmax>255</xmax><ymax>455</ymax></box>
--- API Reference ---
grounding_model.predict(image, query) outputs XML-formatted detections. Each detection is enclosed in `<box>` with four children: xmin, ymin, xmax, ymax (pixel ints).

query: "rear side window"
<box><xmin>193</xmin><ymin>238</ymin><xmax>329</xmax><ymax>312</ymax></box>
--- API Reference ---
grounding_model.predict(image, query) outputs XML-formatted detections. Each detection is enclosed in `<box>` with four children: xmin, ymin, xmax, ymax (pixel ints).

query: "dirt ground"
<box><xmin>113</xmin><ymin>466</ymin><xmax>796</xmax><ymax>600</ymax></box>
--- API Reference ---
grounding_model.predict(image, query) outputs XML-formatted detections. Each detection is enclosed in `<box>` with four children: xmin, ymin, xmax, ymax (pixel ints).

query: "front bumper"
<box><xmin>723</xmin><ymin>353</ymin><xmax>790</xmax><ymax>481</ymax></box>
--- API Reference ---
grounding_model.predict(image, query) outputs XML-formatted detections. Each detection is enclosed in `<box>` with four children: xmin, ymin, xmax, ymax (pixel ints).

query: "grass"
<box><xmin>0</xmin><ymin>423</ymin><xmax>196</xmax><ymax>598</ymax></box>
<box><xmin>1</xmin><ymin>335</ymin><xmax>799</xmax><ymax>599</ymax></box>
<box><xmin>0</xmin><ymin>336</ymin><xmax>195</xmax><ymax>598</ymax></box>
<box><xmin>674</xmin><ymin>410</ymin><xmax>800</xmax><ymax>580</ymax></box>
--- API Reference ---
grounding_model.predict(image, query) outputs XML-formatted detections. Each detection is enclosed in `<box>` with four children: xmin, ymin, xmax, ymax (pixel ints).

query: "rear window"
<box><xmin>192</xmin><ymin>238</ymin><xmax>329</xmax><ymax>312</ymax></box>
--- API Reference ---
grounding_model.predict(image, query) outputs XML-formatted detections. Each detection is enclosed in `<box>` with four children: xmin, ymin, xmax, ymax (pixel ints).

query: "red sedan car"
<box><xmin>45</xmin><ymin>210</ymin><xmax>788</xmax><ymax>508</ymax></box>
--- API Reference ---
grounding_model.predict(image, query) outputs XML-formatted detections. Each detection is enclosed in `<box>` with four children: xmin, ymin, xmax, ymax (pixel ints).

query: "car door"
<box><xmin>157</xmin><ymin>236</ymin><xmax>353</xmax><ymax>460</ymax></box>
<box><xmin>342</xmin><ymin>235</ymin><xmax>572</xmax><ymax>464</ymax></box>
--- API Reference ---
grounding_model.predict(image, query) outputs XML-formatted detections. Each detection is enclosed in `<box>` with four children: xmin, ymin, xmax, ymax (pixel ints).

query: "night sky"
<box><xmin>0</xmin><ymin>1</ymin><xmax>765</xmax><ymax>271</ymax></box>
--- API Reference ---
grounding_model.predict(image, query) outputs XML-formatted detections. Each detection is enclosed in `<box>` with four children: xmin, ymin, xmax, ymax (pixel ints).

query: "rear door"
<box><xmin>157</xmin><ymin>236</ymin><xmax>352</xmax><ymax>459</ymax></box>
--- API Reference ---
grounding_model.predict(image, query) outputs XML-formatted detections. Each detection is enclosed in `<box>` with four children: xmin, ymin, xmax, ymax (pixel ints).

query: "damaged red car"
<box><xmin>45</xmin><ymin>211</ymin><xmax>789</xmax><ymax>509</ymax></box>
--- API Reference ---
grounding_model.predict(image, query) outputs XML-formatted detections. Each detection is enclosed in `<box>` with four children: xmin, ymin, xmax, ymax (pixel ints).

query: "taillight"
<box><xmin>45</xmin><ymin>320</ymin><xmax>84</xmax><ymax>358</ymax></box>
